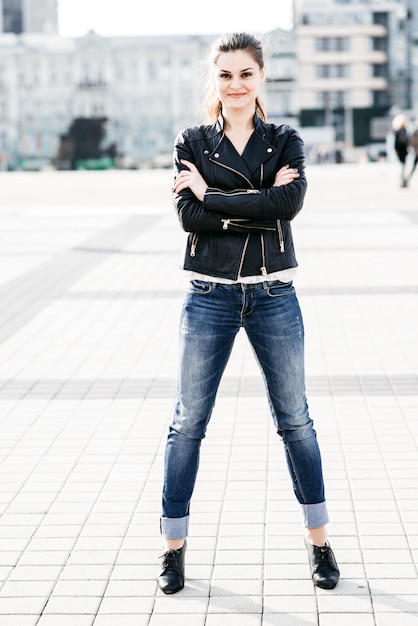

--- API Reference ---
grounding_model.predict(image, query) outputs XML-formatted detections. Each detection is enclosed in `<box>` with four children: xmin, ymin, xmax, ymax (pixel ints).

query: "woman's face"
<box><xmin>213</xmin><ymin>49</ymin><xmax>265</xmax><ymax>114</ymax></box>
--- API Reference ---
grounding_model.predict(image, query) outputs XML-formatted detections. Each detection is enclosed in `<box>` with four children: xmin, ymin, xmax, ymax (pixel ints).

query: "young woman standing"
<box><xmin>157</xmin><ymin>32</ymin><xmax>340</xmax><ymax>594</ymax></box>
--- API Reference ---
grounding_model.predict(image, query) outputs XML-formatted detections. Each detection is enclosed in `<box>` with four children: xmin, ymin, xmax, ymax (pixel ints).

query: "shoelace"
<box><xmin>160</xmin><ymin>549</ymin><xmax>179</xmax><ymax>570</ymax></box>
<box><xmin>316</xmin><ymin>546</ymin><xmax>336</xmax><ymax>570</ymax></box>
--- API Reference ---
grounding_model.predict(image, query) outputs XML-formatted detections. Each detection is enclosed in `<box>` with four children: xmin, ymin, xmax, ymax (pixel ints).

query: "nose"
<box><xmin>230</xmin><ymin>75</ymin><xmax>242</xmax><ymax>89</ymax></box>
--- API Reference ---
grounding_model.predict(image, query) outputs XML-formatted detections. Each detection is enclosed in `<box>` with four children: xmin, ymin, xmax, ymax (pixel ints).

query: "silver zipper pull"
<box><xmin>190</xmin><ymin>244</ymin><xmax>196</xmax><ymax>257</ymax></box>
<box><xmin>280</xmin><ymin>242</ymin><xmax>285</xmax><ymax>253</ymax></box>
<box><xmin>222</xmin><ymin>219</ymin><xmax>230</xmax><ymax>230</ymax></box>
<box><xmin>260</xmin><ymin>266</ymin><xmax>267</xmax><ymax>276</ymax></box>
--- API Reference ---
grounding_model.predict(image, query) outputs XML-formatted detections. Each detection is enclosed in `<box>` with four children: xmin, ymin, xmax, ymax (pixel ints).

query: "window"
<box><xmin>316</xmin><ymin>37</ymin><xmax>350</xmax><ymax>52</ymax></box>
<box><xmin>372</xmin><ymin>64</ymin><xmax>388</xmax><ymax>78</ymax></box>
<box><xmin>148</xmin><ymin>61</ymin><xmax>156</xmax><ymax>80</ymax></box>
<box><xmin>373</xmin><ymin>12</ymin><xmax>388</xmax><ymax>27</ymax></box>
<box><xmin>317</xmin><ymin>91</ymin><xmax>346</xmax><ymax>109</ymax></box>
<box><xmin>373</xmin><ymin>90</ymin><xmax>390</xmax><ymax>107</ymax></box>
<box><xmin>0</xmin><ymin>100</ymin><xmax>7</xmax><ymax>120</ymax></box>
<box><xmin>372</xmin><ymin>37</ymin><xmax>387</xmax><ymax>52</ymax></box>
<box><xmin>316</xmin><ymin>64</ymin><xmax>350</xmax><ymax>79</ymax></box>
<box><xmin>180</xmin><ymin>60</ymin><xmax>192</xmax><ymax>81</ymax></box>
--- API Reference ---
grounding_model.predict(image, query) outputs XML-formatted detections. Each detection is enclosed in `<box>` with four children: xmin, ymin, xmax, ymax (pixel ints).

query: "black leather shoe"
<box><xmin>305</xmin><ymin>538</ymin><xmax>340</xmax><ymax>589</ymax></box>
<box><xmin>156</xmin><ymin>541</ymin><xmax>187</xmax><ymax>594</ymax></box>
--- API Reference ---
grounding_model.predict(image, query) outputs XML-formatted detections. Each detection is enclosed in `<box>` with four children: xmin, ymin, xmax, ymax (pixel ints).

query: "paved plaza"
<box><xmin>0</xmin><ymin>161</ymin><xmax>417</xmax><ymax>625</ymax></box>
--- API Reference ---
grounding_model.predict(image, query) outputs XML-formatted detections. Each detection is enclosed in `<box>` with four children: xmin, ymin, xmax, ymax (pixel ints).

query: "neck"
<box><xmin>222</xmin><ymin>108</ymin><xmax>255</xmax><ymax>133</ymax></box>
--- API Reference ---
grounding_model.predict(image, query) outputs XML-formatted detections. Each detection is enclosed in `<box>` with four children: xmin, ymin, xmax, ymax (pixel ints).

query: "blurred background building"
<box><xmin>0</xmin><ymin>0</ymin><xmax>416</xmax><ymax>170</ymax></box>
<box><xmin>294</xmin><ymin>0</ymin><xmax>416</xmax><ymax>161</ymax></box>
<box><xmin>0</xmin><ymin>0</ymin><xmax>57</xmax><ymax>34</ymax></box>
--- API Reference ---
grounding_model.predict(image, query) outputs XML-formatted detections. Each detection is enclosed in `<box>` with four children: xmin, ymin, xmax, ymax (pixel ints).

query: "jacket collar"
<box><xmin>211</xmin><ymin>112</ymin><xmax>276</xmax><ymax>181</ymax></box>
<box><xmin>215</xmin><ymin>111</ymin><xmax>267</xmax><ymax>134</ymax></box>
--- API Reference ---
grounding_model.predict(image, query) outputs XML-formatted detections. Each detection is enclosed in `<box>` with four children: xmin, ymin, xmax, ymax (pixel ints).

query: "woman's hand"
<box><xmin>274</xmin><ymin>165</ymin><xmax>300</xmax><ymax>187</ymax></box>
<box><xmin>172</xmin><ymin>160</ymin><xmax>208</xmax><ymax>201</ymax></box>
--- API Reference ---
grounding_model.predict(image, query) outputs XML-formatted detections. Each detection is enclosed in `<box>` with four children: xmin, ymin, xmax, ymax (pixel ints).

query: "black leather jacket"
<box><xmin>172</xmin><ymin>114</ymin><xmax>307</xmax><ymax>280</ymax></box>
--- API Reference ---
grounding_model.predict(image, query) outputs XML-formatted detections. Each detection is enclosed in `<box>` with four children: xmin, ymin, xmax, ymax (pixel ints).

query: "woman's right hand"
<box><xmin>274</xmin><ymin>165</ymin><xmax>300</xmax><ymax>187</ymax></box>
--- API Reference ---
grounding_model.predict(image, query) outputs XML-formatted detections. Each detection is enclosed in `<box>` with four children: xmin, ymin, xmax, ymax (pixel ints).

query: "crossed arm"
<box><xmin>173</xmin><ymin>159</ymin><xmax>300</xmax><ymax>200</ymax></box>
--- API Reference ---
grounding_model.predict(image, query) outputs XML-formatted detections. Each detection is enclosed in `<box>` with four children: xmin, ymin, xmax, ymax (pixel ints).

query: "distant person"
<box><xmin>156</xmin><ymin>31</ymin><xmax>340</xmax><ymax>596</ymax></box>
<box><xmin>407</xmin><ymin>127</ymin><xmax>418</xmax><ymax>184</ymax></box>
<box><xmin>394</xmin><ymin>115</ymin><xmax>410</xmax><ymax>188</ymax></box>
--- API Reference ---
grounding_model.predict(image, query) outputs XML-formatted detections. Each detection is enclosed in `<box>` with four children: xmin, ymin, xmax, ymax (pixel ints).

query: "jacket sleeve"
<box><xmin>203</xmin><ymin>129</ymin><xmax>307</xmax><ymax>220</ymax></box>
<box><xmin>173</xmin><ymin>130</ymin><xmax>277</xmax><ymax>233</ymax></box>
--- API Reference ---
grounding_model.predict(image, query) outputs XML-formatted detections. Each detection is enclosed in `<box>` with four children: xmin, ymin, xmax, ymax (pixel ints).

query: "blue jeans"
<box><xmin>161</xmin><ymin>280</ymin><xmax>329</xmax><ymax>539</ymax></box>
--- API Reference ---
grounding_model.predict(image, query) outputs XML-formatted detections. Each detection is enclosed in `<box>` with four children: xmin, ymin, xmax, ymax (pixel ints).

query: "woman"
<box><xmin>157</xmin><ymin>32</ymin><xmax>340</xmax><ymax>594</ymax></box>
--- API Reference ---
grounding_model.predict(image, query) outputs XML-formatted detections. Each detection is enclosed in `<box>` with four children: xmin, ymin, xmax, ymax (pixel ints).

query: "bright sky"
<box><xmin>57</xmin><ymin>0</ymin><xmax>294</xmax><ymax>38</ymax></box>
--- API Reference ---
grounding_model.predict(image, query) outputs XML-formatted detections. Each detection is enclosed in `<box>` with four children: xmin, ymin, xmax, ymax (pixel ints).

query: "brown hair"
<box><xmin>201</xmin><ymin>32</ymin><xmax>267</xmax><ymax>123</ymax></box>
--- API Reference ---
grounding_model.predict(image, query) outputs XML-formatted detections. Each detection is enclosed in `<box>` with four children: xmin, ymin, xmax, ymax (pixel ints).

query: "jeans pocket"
<box><xmin>266</xmin><ymin>280</ymin><xmax>294</xmax><ymax>298</ymax></box>
<box><xmin>188</xmin><ymin>280</ymin><xmax>212</xmax><ymax>295</ymax></box>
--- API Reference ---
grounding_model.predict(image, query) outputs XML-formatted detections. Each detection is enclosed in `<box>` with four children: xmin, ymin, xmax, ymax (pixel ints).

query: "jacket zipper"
<box><xmin>237</xmin><ymin>234</ymin><xmax>250</xmax><ymax>277</ymax></box>
<box><xmin>206</xmin><ymin>188</ymin><xmax>260</xmax><ymax>197</ymax></box>
<box><xmin>221</xmin><ymin>218</ymin><xmax>275</xmax><ymax>231</ymax></box>
<box><xmin>190</xmin><ymin>233</ymin><xmax>199</xmax><ymax>257</ymax></box>
<box><xmin>208</xmin><ymin>161</ymin><xmax>255</xmax><ymax>188</ymax></box>
<box><xmin>277</xmin><ymin>220</ymin><xmax>285</xmax><ymax>253</ymax></box>
<box><xmin>209</xmin><ymin>133</ymin><xmax>255</xmax><ymax>188</ymax></box>
<box><xmin>260</xmin><ymin>233</ymin><xmax>267</xmax><ymax>276</ymax></box>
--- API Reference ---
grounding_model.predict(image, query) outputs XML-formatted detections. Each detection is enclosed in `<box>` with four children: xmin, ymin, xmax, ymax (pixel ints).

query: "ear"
<box><xmin>260</xmin><ymin>68</ymin><xmax>266</xmax><ymax>82</ymax></box>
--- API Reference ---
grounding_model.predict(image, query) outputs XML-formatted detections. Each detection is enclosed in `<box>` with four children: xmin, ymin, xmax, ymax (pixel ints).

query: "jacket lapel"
<box><xmin>209</xmin><ymin>131</ymin><xmax>277</xmax><ymax>185</ymax></box>
<box><xmin>209</xmin><ymin>115</ymin><xmax>277</xmax><ymax>185</ymax></box>
<box><xmin>242</xmin><ymin>132</ymin><xmax>277</xmax><ymax>176</ymax></box>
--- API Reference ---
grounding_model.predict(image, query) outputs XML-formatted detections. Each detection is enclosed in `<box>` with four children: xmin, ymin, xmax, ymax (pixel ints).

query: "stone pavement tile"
<box><xmin>94</xmin><ymin>617</ymin><xmax>150</xmax><ymax>626</ymax></box>
<box><xmin>0</xmin><ymin>597</ymin><xmax>47</xmax><ymax>614</ymax></box>
<box><xmin>97</xmin><ymin>596</ymin><xmax>154</xmax><ymax>614</ymax></box>
<box><xmin>37</xmin><ymin>617</ymin><xmax>94</xmax><ymax>626</ymax></box>
<box><xmin>149</xmin><ymin>615</ymin><xmax>206</xmax><ymax>626</ymax></box>
<box><xmin>51</xmin><ymin>579</ymin><xmax>108</xmax><ymax>596</ymax></box>
<box><xmin>7</xmin><ymin>565</ymin><xmax>63</xmax><ymax>581</ymax></box>
<box><xmin>211</xmin><ymin>579</ymin><xmax>262</xmax><ymax>596</ymax></box>
<box><xmin>0</xmin><ymin>580</ymin><xmax>55</xmax><ymax>597</ymax></box>
<box><xmin>208</xmin><ymin>594</ymin><xmax>262</xmax><ymax>614</ymax></box>
<box><xmin>0</xmin><ymin>618</ymin><xmax>39</xmax><ymax>626</ymax></box>
<box><xmin>108</xmin><ymin>564</ymin><xmax>157</xmax><ymax>580</ymax></box>
<box><xmin>369</xmin><ymin>579</ymin><xmax>418</xmax><ymax>595</ymax></box>
<box><xmin>153</xmin><ymin>595</ymin><xmax>209</xmax><ymax>614</ymax></box>
<box><xmin>317</xmin><ymin>594</ymin><xmax>373</xmax><ymax>613</ymax></box>
<box><xmin>214</xmin><ymin>549</ymin><xmax>264</xmax><ymax>565</ymax></box>
<box><xmin>207</xmin><ymin>614</ymin><xmax>261</xmax><ymax>625</ymax></box>
<box><xmin>262</xmin><ymin>616</ymin><xmax>316</xmax><ymax>626</ymax></box>
<box><xmin>263</xmin><ymin>595</ymin><xmax>317</xmax><ymax>613</ymax></box>
<box><xmin>263</xmin><ymin>579</ymin><xmax>314</xmax><ymax>596</ymax></box>
<box><xmin>373</xmin><ymin>595</ymin><xmax>418</xmax><ymax>613</ymax></box>
<box><xmin>43</xmin><ymin>595</ymin><xmax>102</xmax><ymax>614</ymax></box>
<box><xmin>375</xmin><ymin>616</ymin><xmax>418</xmax><ymax>626</ymax></box>
<box><xmin>319</xmin><ymin>616</ymin><xmax>375</xmax><ymax>626</ymax></box>
<box><xmin>366</xmin><ymin>563</ymin><xmax>417</xmax><ymax>579</ymax></box>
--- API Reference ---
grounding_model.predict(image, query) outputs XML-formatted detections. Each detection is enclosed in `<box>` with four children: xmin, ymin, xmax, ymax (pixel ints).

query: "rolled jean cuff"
<box><xmin>301</xmin><ymin>501</ymin><xmax>329</xmax><ymax>528</ymax></box>
<box><xmin>160</xmin><ymin>515</ymin><xmax>189</xmax><ymax>539</ymax></box>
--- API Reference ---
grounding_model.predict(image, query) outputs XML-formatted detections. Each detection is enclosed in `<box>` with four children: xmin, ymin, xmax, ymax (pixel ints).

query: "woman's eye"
<box><xmin>219</xmin><ymin>73</ymin><xmax>231</xmax><ymax>79</ymax></box>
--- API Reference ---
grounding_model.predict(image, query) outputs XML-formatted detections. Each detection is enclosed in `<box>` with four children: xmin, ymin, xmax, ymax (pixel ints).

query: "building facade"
<box><xmin>0</xmin><ymin>1</ymin><xmax>417</xmax><ymax>170</ymax></box>
<box><xmin>0</xmin><ymin>0</ymin><xmax>57</xmax><ymax>34</ymax></box>
<box><xmin>0</xmin><ymin>28</ymin><xmax>296</xmax><ymax>170</ymax></box>
<box><xmin>294</xmin><ymin>0</ymin><xmax>414</xmax><ymax>149</ymax></box>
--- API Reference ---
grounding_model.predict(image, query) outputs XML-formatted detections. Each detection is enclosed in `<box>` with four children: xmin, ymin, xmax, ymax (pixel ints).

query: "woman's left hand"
<box><xmin>273</xmin><ymin>165</ymin><xmax>300</xmax><ymax>187</ymax></box>
<box><xmin>173</xmin><ymin>160</ymin><xmax>208</xmax><ymax>201</ymax></box>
